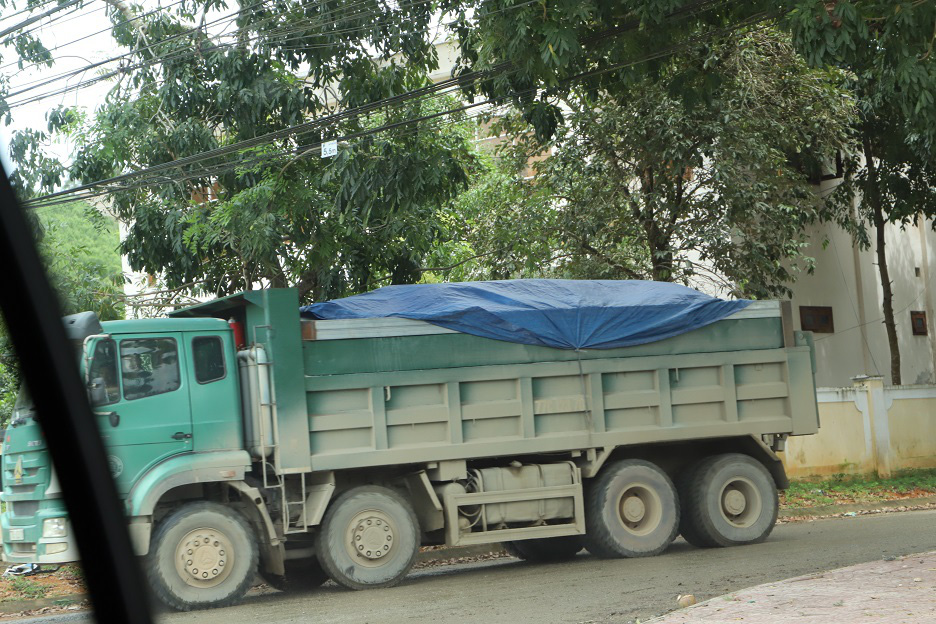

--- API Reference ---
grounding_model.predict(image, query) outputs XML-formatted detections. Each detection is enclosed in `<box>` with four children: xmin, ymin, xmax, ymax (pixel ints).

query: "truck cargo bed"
<box><xmin>301</xmin><ymin>301</ymin><xmax>818</xmax><ymax>471</ymax></box>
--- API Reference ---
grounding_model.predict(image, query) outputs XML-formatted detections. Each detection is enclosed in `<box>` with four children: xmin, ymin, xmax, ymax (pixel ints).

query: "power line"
<box><xmin>3</xmin><ymin>0</ymin><xmax>447</xmax><ymax>106</ymax></box>
<box><xmin>25</xmin><ymin>9</ymin><xmax>774</xmax><ymax>208</ymax></box>
<box><xmin>2</xmin><ymin>0</ymin><xmax>104</xmax><ymax>46</ymax></box>
<box><xmin>0</xmin><ymin>0</ymin><xmax>178</xmax><ymax>73</ymax></box>
<box><xmin>0</xmin><ymin>0</ymin><xmax>79</xmax><ymax>24</ymax></box>
<box><xmin>0</xmin><ymin>0</ymin><xmax>83</xmax><ymax>39</ymax></box>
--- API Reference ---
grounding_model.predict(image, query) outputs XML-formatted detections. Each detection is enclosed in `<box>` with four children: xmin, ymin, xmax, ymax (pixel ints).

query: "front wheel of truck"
<box><xmin>147</xmin><ymin>502</ymin><xmax>258</xmax><ymax>611</ymax></box>
<box><xmin>315</xmin><ymin>485</ymin><xmax>420</xmax><ymax>591</ymax></box>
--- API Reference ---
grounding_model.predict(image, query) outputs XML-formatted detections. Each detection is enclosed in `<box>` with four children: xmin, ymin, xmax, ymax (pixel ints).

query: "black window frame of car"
<box><xmin>192</xmin><ymin>335</ymin><xmax>226</xmax><ymax>384</ymax></box>
<box><xmin>119</xmin><ymin>337</ymin><xmax>182</xmax><ymax>401</ymax></box>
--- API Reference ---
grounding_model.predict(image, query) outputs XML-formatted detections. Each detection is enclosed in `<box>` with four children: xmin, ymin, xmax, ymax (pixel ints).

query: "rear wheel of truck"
<box><xmin>678</xmin><ymin>453</ymin><xmax>778</xmax><ymax>548</ymax></box>
<box><xmin>147</xmin><ymin>502</ymin><xmax>258</xmax><ymax>611</ymax></box>
<box><xmin>583</xmin><ymin>459</ymin><xmax>679</xmax><ymax>558</ymax></box>
<box><xmin>504</xmin><ymin>536</ymin><xmax>584</xmax><ymax>562</ymax></box>
<box><xmin>315</xmin><ymin>485</ymin><xmax>420</xmax><ymax>591</ymax></box>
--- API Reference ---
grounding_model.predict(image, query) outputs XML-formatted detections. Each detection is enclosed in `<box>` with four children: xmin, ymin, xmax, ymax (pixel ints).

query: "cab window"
<box><xmin>192</xmin><ymin>336</ymin><xmax>225</xmax><ymax>384</ymax></box>
<box><xmin>87</xmin><ymin>339</ymin><xmax>120</xmax><ymax>407</ymax></box>
<box><xmin>120</xmin><ymin>338</ymin><xmax>181</xmax><ymax>400</ymax></box>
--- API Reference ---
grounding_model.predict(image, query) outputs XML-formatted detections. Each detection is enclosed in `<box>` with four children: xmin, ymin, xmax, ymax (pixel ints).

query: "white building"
<box><xmin>787</xmin><ymin>189</ymin><xmax>936</xmax><ymax>387</ymax></box>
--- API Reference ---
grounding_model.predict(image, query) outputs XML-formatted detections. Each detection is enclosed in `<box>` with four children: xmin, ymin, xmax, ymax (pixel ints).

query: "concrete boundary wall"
<box><xmin>780</xmin><ymin>377</ymin><xmax>936</xmax><ymax>478</ymax></box>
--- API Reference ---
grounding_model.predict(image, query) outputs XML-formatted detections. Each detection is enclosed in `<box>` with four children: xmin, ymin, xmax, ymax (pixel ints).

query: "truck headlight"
<box><xmin>42</xmin><ymin>518</ymin><xmax>67</xmax><ymax>538</ymax></box>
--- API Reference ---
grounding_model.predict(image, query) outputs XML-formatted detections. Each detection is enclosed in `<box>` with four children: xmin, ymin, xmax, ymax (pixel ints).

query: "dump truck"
<box><xmin>1</xmin><ymin>282</ymin><xmax>819</xmax><ymax>610</ymax></box>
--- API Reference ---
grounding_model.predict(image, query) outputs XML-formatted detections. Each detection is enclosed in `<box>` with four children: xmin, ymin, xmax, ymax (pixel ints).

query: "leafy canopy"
<box><xmin>8</xmin><ymin>0</ymin><xmax>480</xmax><ymax>302</ymax></box>
<box><xmin>450</xmin><ymin>30</ymin><xmax>856</xmax><ymax>298</ymax></box>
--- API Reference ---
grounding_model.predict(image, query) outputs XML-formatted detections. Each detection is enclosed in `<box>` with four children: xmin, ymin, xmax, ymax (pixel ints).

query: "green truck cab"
<box><xmin>1</xmin><ymin>288</ymin><xmax>819</xmax><ymax>611</ymax></box>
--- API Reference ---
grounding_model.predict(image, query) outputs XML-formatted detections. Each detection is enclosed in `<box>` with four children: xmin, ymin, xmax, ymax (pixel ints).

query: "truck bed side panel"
<box><xmin>304</xmin><ymin>344</ymin><xmax>817</xmax><ymax>472</ymax></box>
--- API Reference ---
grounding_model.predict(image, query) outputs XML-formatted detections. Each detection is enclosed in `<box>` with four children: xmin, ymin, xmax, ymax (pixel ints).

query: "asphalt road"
<box><xmin>21</xmin><ymin>509</ymin><xmax>936</xmax><ymax>624</ymax></box>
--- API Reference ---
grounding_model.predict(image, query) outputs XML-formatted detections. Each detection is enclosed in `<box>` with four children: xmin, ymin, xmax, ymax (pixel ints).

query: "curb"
<box><xmin>778</xmin><ymin>494</ymin><xmax>936</xmax><ymax>519</ymax></box>
<box><xmin>0</xmin><ymin>594</ymin><xmax>87</xmax><ymax>615</ymax></box>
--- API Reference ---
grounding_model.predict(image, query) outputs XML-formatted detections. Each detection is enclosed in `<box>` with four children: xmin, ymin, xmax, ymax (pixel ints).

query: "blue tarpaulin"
<box><xmin>300</xmin><ymin>279</ymin><xmax>751</xmax><ymax>350</ymax></box>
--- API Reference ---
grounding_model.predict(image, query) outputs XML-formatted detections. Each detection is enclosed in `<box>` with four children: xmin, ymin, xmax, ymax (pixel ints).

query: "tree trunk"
<box><xmin>865</xmin><ymin>139</ymin><xmax>901</xmax><ymax>385</ymax></box>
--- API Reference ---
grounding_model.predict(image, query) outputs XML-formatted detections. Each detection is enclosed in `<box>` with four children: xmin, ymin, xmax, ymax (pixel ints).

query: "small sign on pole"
<box><xmin>321</xmin><ymin>140</ymin><xmax>338</xmax><ymax>158</ymax></box>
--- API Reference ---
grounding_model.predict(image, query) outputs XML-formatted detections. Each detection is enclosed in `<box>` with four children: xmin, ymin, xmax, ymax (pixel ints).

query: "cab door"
<box><xmin>87</xmin><ymin>333</ymin><xmax>193</xmax><ymax>495</ymax></box>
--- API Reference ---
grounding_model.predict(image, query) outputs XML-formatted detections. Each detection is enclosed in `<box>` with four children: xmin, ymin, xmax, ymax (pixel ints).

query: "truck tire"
<box><xmin>678</xmin><ymin>453</ymin><xmax>778</xmax><ymax>548</ymax></box>
<box><xmin>582</xmin><ymin>459</ymin><xmax>679</xmax><ymax>558</ymax></box>
<box><xmin>147</xmin><ymin>501</ymin><xmax>258</xmax><ymax>611</ymax></box>
<box><xmin>315</xmin><ymin>485</ymin><xmax>420</xmax><ymax>591</ymax></box>
<box><xmin>503</xmin><ymin>536</ymin><xmax>584</xmax><ymax>562</ymax></box>
<box><xmin>261</xmin><ymin>557</ymin><xmax>330</xmax><ymax>592</ymax></box>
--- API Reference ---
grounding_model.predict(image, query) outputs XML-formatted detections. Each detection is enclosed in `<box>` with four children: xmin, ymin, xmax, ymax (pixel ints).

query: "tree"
<box><xmin>0</xmin><ymin>204</ymin><xmax>124</xmax><ymax>426</ymax></box>
<box><xmin>8</xmin><ymin>0</ymin><xmax>479</xmax><ymax>303</ymax></box>
<box><xmin>448</xmin><ymin>1</ymin><xmax>935</xmax><ymax>139</ymax></box>
<box><xmin>450</xmin><ymin>30</ymin><xmax>854</xmax><ymax>298</ymax></box>
<box><xmin>448</xmin><ymin>0</ymin><xmax>935</xmax><ymax>382</ymax></box>
<box><xmin>786</xmin><ymin>1</ymin><xmax>936</xmax><ymax>385</ymax></box>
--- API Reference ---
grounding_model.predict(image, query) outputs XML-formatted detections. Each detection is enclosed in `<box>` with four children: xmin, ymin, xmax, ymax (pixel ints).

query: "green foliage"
<box><xmin>0</xmin><ymin>203</ymin><xmax>123</xmax><ymax>427</ymax></box>
<box><xmin>782</xmin><ymin>468</ymin><xmax>936</xmax><ymax>508</ymax></box>
<box><xmin>0</xmin><ymin>359</ymin><xmax>17</xmax><ymax>424</ymax></box>
<box><xmin>786</xmin><ymin>1</ymin><xmax>936</xmax><ymax>384</ymax></box>
<box><xmin>449</xmin><ymin>1</ymin><xmax>936</xmax><ymax>142</ymax></box>
<box><xmin>3</xmin><ymin>576</ymin><xmax>50</xmax><ymax>601</ymax></box>
<box><xmin>452</xmin><ymin>29</ymin><xmax>855</xmax><ymax>297</ymax></box>
<box><xmin>10</xmin><ymin>1</ymin><xmax>480</xmax><ymax>303</ymax></box>
<box><xmin>784</xmin><ymin>0</ymin><xmax>936</xmax><ymax>142</ymax></box>
<box><xmin>35</xmin><ymin>202</ymin><xmax>122</xmax><ymax>276</ymax></box>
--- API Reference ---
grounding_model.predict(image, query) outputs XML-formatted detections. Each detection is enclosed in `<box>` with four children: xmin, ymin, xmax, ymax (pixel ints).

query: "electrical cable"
<box><xmin>24</xmin><ymin>10</ymin><xmax>775</xmax><ymax>208</ymax></box>
<box><xmin>0</xmin><ymin>0</ymin><xmax>184</xmax><ymax>73</ymax></box>
<box><xmin>3</xmin><ymin>0</ymin><xmax>552</xmax><ymax>107</ymax></box>
<box><xmin>26</xmin><ymin>0</ymin><xmax>747</xmax><ymax>191</ymax></box>
<box><xmin>4</xmin><ymin>0</ymin><xmax>439</xmax><ymax>99</ymax></box>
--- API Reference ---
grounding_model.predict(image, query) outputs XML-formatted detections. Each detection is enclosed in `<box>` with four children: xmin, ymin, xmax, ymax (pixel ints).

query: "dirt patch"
<box><xmin>0</xmin><ymin>565</ymin><xmax>85</xmax><ymax>604</ymax></box>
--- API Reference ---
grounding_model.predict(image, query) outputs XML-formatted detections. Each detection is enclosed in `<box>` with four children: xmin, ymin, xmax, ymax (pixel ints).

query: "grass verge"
<box><xmin>0</xmin><ymin>565</ymin><xmax>84</xmax><ymax>603</ymax></box>
<box><xmin>780</xmin><ymin>468</ymin><xmax>936</xmax><ymax>509</ymax></box>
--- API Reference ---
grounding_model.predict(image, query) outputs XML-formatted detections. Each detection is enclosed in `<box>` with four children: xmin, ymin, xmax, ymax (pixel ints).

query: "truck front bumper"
<box><xmin>1</xmin><ymin>500</ymin><xmax>80</xmax><ymax>564</ymax></box>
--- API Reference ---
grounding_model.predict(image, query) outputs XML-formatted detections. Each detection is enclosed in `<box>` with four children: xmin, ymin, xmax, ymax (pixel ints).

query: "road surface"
<box><xmin>20</xmin><ymin>509</ymin><xmax>936</xmax><ymax>624</ymax></box>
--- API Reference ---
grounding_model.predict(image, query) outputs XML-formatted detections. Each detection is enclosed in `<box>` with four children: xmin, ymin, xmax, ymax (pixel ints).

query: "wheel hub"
<box><xmin>723</xmin><ymin>488</ymin><xmax>747</xmax><ymax>515</ymax></box>
<box><xmin>348</xmin><ymin>512</ymin><xmax>395</xmax><ymax>563</ymax></box>
<box><xmin>622</xmin><ymin>495</ymin><xmax>647</xmax><ymax>522</ymax></box>
<box><xmin>175</xmin><ymin>528</ymin><xmax>234</xmax><ymax>588</ymax></box>
<box><xmin>616</xmin><ymin>484</ymin><xmax>662</xmax><ymax>536</ymax></box>
<box><xmin>718</xmin><ymin>477</ymin><xmax>762</xmax><ymax>528</ymax></box>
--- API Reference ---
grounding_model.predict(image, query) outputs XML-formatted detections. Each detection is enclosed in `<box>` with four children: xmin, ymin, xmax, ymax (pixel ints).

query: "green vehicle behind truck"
<box><xmin>1</xmin><ymin>287</ymin><xmax>819</xmax><ymax>611</ymax></box>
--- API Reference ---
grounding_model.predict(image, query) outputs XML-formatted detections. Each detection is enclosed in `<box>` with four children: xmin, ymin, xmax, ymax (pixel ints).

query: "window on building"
<box><xmin>911</xmin><ymin>311</ymin><xmax>928</xmax><ymax>336</ymax></box>
<box><xmin>120</xmin><ymin>338</ymin><xmax>180</xmax><ymax>400</ymax></box>
<box><xmin>799</xmin><ymin>306</ymin><xmax>834</xmax><ymax>333</ymax></box>
<box><xmin>192</xmin><ymin>336</ymin><xmax>226</xmax><ymax>384</ymax></box>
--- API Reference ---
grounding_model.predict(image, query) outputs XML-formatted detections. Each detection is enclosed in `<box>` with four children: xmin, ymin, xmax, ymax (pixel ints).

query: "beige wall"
<box><xmin>788</xmin><ymin>179</ymin><xmax>936</xmax><ymax>387</ymax></box>
<box><xmin>780</xmin><ymin>378</ymin><xmax>936</xmax><ymax>478</ymax></box>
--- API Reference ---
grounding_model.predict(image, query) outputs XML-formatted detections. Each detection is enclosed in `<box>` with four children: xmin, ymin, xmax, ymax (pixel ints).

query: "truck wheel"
<box><xmin>582</xmin><ymin>459</ymin><xmax>679</xmax><ymax>558</ymax></box>
<box><xmin>678</xmin><ymin>453</ymin><xmax>778</xmax><ymax>548</ymax></box>
<box><xmin>147</xmin><ymin>502</ymin><xmax>258</xmax><ymax>611</ymax></box>
<box><xmin>504</xmin><ymin>536</ymin><xmax>584</xmax><ymax>562</ymax></box>
<box><xmin>315</xmin><ymin>485</ymin><xmax>420</xmax><ymax>591</ymax></box>
<box><xmin>261</xmin><ymin>557</ymin><xmax>329</xmax><ymax>592</ymax></box>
